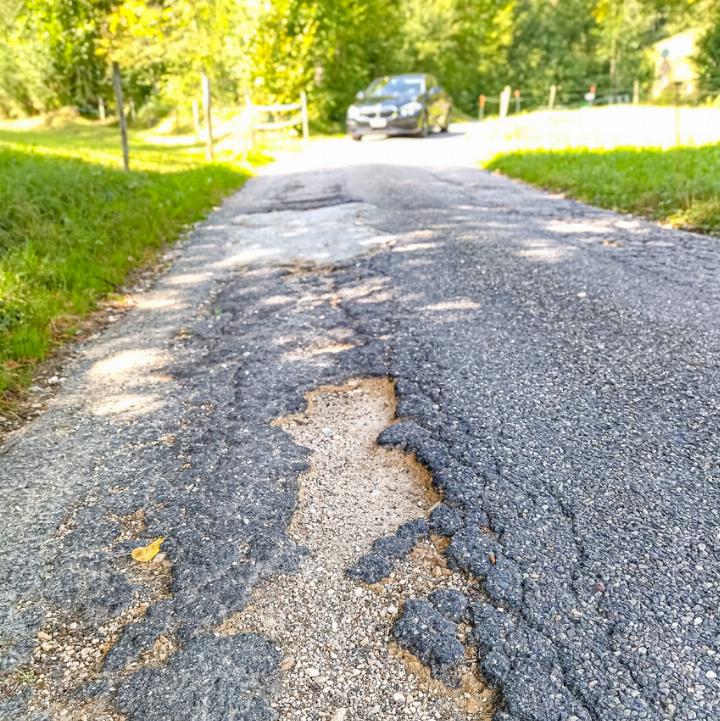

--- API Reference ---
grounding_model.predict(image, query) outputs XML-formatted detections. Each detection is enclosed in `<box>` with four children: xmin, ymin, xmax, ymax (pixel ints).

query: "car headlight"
<box><xmin>347</xmin><ymin>105</ymin><xmax>361</xmax><ymax>120</ymax></box>
<box><xmin>399</xmin><ymin>101</ymin><xmax>423</xmax><ymax>117</ymax></box>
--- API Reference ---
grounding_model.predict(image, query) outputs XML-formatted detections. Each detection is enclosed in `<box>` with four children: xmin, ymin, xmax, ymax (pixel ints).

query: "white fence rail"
<box><xmin>247</xmin><ymin>91</ymin><xmax>309</xmax><ymax>142</ymax></box>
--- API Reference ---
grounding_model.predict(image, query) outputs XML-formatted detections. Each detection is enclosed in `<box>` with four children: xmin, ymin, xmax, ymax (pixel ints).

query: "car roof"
<box><xmin>379</xmin><ymin>73</ymin><xmax>426</xmax><ymax>80</ymax></box>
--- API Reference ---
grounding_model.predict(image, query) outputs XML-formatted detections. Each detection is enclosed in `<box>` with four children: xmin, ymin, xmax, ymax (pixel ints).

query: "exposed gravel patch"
<box><xmin>218</xmin><ymin>378</ymin><xmax>494</xmax><ymax>720</ymax></box>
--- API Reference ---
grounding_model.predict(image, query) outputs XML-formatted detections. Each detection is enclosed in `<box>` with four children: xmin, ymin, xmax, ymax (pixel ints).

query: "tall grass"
<box><xmin>487</xmin><ymin>144</ymin><xmax>720</xmax><ymax>236</ymax></box>
<box><xmin>0</xmin><ymin>121</ymin><xmax>252</xmax><ymax>400</ymax></box>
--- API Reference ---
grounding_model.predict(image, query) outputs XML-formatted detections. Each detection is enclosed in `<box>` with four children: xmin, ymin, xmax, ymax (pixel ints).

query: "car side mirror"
<box><xmin>355</xmin><ymin>91</ymin><xmax>365</xmax><ymax>101</ymax></box>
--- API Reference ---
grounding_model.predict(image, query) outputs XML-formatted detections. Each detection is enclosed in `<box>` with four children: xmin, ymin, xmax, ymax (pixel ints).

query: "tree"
<box><xmin>695</xmin><ymin>4</ymin><xmax>720</xmax><ymax>97</ymax></box>
<box><xmin>26</xmin><ymin>0</ymin><xmax>115</xmax><ymax>112</ymax></box>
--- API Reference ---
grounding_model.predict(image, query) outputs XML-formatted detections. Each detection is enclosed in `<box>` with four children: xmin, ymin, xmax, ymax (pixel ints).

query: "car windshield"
<box><xmin>365</xmin><ymin>76</ymin><xmax>425</xmax><ymax>97</ymax></box>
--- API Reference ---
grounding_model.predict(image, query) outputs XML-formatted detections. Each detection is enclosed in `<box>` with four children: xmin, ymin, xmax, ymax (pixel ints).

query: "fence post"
<box><xmin>674</xmin><ymin>81</ymin><xmax>681</xmax><ymax>146</ymax></box>
<box><xmin>633</xmin><ymin>79</ymin><xmax>640</xmax><ymax>105</ymax></box>
<box><xmin>478</xmin><ymin>94</ymin><xmax>486</xmax><ymax>120</ymax></box>
<box><xmin>499</xmin><ymin>86</ymin><xmax>511</xmax><ymax>118</ymax></box>
<box><xmin>300</xmin><ymin>91</ymin><xmax>309</xmax><ymax>143</ymax></box>
<box><xmin>245</xmin><ymin>91</ymin><xmax>255</xmax><ymax>147</ymax></box>
<box><xmin>98</xmin><ymin>97</ymin><xmax>106</xmax><ymax>121</ymax></box>
<box><xmin>201</xmin><ymin>69</ymin><xmax>214</xmax><ymax>161</ymax></box>
<box><xmin>513</xmin><ymin>89</ymin><xmax>521</xmax><ymax>114</ymax></box>
<box><xmin>548</xmin><ymin>84</ymin><xmax>557</xmax><ymax>110</ymax></box>
<box><xmin>111</xmin><ymin>62</ymin><xmax>129</xmax><ymax>171</ymax></box>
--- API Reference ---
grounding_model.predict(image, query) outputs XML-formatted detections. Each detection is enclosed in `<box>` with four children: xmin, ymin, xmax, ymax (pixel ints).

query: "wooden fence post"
<box><xmin>98</xmin><ymin>97</ymin><xmax>106</xmax><ymax>121</ymax></box>
<box><xmin>111</xmin><ymin>62</ymin><xmax>129</xmax><ymax>171</ymax></box>
<box><xmin>499</xmin><ymin>86</ymin><xmax>511</xmax><ymax>119</ymax></box>
<box><xmin>201</xmin><ymin>69</ymin><xmax>214</xmax><ymax>161</ymax></box>
<box><xmin>513</xmin><ymin>88</ymin><xmax>521</xmax><ymax>114</ymax></box>
<box><xmin>244</xmin><ymin>91</ymin><xmax>255</xmax><ymax>147</ymax></box>
<box><xmin>300</xmin><ymin>91</ymin><xmax>309</xmax><ymax>143</ymax></box>
<box><xmin>633</xmin><ymin>79</ymin><xmax>640</xmax><ymax>105</ymax></box>
<box><xmin>548</xmin><ymin>84</ymin><xmax>557</xmax><ymax>110</ymax></box>
<box><xmin>478</xmin><ymin>94</ymin><xmax>486</xmax><ymax>120</ymax></box>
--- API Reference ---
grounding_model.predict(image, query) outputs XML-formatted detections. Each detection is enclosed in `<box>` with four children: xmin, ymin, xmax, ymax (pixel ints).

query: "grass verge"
<box><xmin>0</xmin><ymin>120</ymin><xmax>254</xmax><ymax>403</ymax></box>
<box><xmin>486</xmin><ymin>144</ymin><xmax>720</xmax><ymax>236</ymax></box>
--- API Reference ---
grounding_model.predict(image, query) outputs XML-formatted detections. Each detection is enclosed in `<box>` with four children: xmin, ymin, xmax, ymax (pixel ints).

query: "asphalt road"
<box><xmin>1</xmin><ymin>125</ymin><xmax>718</xmax><ymax>721</ymax></box>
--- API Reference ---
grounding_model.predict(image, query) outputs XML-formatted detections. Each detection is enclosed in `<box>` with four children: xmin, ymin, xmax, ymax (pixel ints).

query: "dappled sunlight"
<box><xmin>546</xmin><ymin>220</ymin><xmax>611</xmax><ymax>234</ymax></box>
<box><xmin>282</xmin><ymin>341</ymin><xmax>356</xmax><ymax>364</ymax></box>
<box><xmin>261</xmin><ymin>294</ymin><xmax>297</xmax><ymax>307</ymax></box>
<box><xmin>424</xmin><ymin>299</ymin><xmax>481</xmax><ymax>311</ymax></box>
<box><xmin>336</xmin><ymin>278</ymin><xmax>391</xmax><ymax>303</ymax></box>
<box><xmin>92</xmin><ymin>392</ymin><xmax>165</xmax><ymax>418</ymax></box>
<box><xmin>213</xmin><ymin>246</ymin><xmax>285</xmax><ymax>268</ymax></box>
<box><xmin>88</xmin><ymin>348</ymin><xmax>167</xmax><ymax>384</ymax></box>
<box><xmin>355</xmin><ymin>290</ymin><xmax>393</xmax><ymax>304</ymax></box>
<box><xmin>166</xmin><ymin>272</ymin><xmax>213</xmax><ymax>287</ymax></box>
<box><xmin>134</xmin><ymin>293</ymin><xmax>187</xmax><ymax>311</ymax></box>
<box><xmin>516</xmin><ymin>239</ymin><xmax>577</xmax><ymax>263</ymax></box>
<box><xmin>393</xmin><ymin>241</ymin><xmax>442</xmax><ymax>253</ymax></box>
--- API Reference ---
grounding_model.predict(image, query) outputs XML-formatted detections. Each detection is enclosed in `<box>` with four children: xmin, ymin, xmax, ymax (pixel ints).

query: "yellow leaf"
<box><xmin>131</xmin><ymin>536</ymin><xmax>165</xmax><ymax>563</ymax></box>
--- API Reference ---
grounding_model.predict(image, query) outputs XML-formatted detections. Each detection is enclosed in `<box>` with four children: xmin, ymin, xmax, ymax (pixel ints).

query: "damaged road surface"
<box><xmin>1</xmin><ymin>126</ymin><xmax>719</xmax><ymax>721</ymax></box>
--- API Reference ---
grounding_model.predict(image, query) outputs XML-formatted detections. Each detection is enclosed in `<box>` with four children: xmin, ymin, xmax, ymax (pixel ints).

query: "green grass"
<box><xmin>0</xmin><ymin>120</ymin><xmax>254</xmax><ymax>402</ymax></box>
<box><xmin>486</xmin><ymin>144</ymin><xmax>720</xmax><ymax>236</ymax></box>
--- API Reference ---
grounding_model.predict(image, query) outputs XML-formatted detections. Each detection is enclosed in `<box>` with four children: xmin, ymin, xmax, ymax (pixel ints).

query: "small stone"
<box><xmin>37</xmin><ymin>631</ymin><xmax>52</xmax><ymax>641</ymax></box>
<box><xmin>706</xmin><ymin>670</ymin><xmax>717</xmax><ymax>680</ymax></box>
<box><xmin>332</xmin><ymin>710</ymin><xmax>347</xmax><ymax>721</ymax></box>
<box><xmin>466</xmin><ymin>698</ymin><xmax>481</xmax><ymax>713</ymax></box>
<box><xmin>280</xmin><ymin>656</ymin><xmax>295</xmax><ymax>672</ymax></box>
<box><xmin>393</xmin><ymin>692</ymin><xmax>406</xmax><ymax>705</ymax></box>
<box><xmin>305</xmin><ymin>667</ymin><xmax>320</xmax><ymax>678</ymax></box>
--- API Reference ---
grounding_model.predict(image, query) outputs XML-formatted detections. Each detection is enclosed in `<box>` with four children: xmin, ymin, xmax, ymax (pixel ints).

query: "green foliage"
<box><xmin>0</xmin><ymin>122</ymin><xmax>250</xmax><ymax>398</ymax></box>
<box><xmin>696</xmin><ymin>5</ymin><xmax>720</xmax><ymax>97</ymax></box>
<box><xmin>0</xmin><ymin>0</ymin><xmax>716</xmax><ymax>120</ymax></box>
<box><xmin>487</xmin><ymin>144</ymin><xmax>720</xmax><ymax>235</ymax></box>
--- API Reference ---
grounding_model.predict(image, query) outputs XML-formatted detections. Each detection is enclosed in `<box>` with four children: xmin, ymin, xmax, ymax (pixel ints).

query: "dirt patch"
<box><xmin>217</xmin><ymin>377</ymin><xmax>494</xmax><ymax>720</ymax></box>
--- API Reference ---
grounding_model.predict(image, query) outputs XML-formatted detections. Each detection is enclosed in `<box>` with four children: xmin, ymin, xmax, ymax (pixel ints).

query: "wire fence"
<box><xmin>475</xmin><ymin>73</ymin><xmax>720</xmax><ymax>119</ymax></box>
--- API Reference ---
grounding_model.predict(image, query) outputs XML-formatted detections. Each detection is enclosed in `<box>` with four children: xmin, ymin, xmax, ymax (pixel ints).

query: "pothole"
<box><xmin>217</xmin><ymin>377</ymin><xmax>495</xmax><ymax>720</ymax></box>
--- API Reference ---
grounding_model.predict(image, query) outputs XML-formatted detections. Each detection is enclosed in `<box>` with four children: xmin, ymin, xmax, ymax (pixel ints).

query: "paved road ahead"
<box><xmin>1</xmin><ymin>126</ymin><xmax>719</xmax><ymax>721</ymax></box>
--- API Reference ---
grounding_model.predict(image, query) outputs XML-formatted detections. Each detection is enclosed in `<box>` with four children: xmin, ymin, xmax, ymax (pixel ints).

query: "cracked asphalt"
<box><xmin>1</xmin><ymin>124</ymin><xmax>719</xmax><ymax>721</ymax></box>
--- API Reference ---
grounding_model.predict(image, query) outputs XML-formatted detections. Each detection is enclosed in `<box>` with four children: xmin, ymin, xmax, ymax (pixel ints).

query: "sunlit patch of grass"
<box><xmin>486</xmin><ymin>144</ymin><xmax>720</xmax><ymax>236</ymax></box>
<box><xmin>0</xmin><ymin>120</ymin><xmax>256</xmax><ymax>402</ymax></box>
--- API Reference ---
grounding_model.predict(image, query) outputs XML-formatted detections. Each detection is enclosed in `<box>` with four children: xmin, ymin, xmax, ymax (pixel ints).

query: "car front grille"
<box><xmin>359</xmin><ymin>106</ymin><xmax>397</xmax><ymax>120</ymax></box>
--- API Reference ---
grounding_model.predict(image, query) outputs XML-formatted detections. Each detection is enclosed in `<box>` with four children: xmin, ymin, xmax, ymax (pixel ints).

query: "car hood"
<box><xmin>357</xmin><ymin>93</ymin><xmax>419</xmax><ymax>108</ymax></box>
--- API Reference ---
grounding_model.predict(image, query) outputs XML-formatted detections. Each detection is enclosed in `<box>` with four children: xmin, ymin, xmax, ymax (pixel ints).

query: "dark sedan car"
<box><xmin>346</xmin><ymin>73</ymin><xmax>452</xmax><ymax>141</ymax></box>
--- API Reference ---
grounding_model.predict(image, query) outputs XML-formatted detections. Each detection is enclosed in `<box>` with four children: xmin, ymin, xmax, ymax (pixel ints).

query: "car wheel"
<box><xmin>441</xmin><ymin>107</ymin><xmax>452</xmax><ymax>132</ymax></box>
<box><xmin>417</xmin><ymin>113</ymin><xmax>428</xmax><ymax>138</ymax></box>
